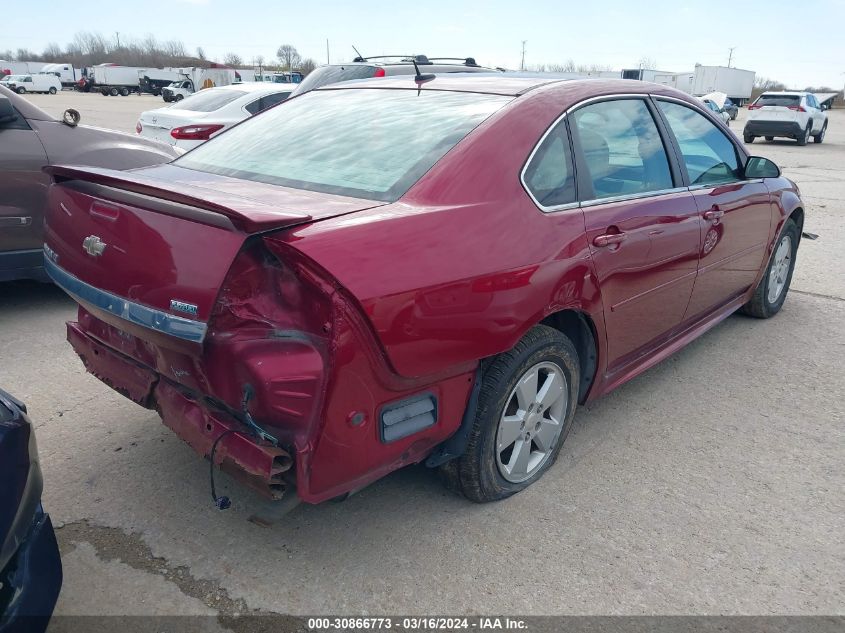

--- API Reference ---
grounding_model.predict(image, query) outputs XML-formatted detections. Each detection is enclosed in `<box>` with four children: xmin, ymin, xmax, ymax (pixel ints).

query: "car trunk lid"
<box><xmin>43</xmin><ymin>163</ymin><xmax>385</xmax><ymax>340</ymax></box>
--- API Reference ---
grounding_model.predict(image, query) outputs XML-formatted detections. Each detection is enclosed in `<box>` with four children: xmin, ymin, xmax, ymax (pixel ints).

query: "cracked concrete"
<box><xmin>1</xmin><ymin>94</ymin><xmax>841</xmax><ymax>619</ymax></box>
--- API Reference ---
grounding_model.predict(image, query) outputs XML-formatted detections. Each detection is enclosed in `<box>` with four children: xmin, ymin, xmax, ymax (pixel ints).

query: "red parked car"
<box><xmin>43</xmin><ymin>75</ymin><xmax>803</xmax><ymax>504</ymax></box>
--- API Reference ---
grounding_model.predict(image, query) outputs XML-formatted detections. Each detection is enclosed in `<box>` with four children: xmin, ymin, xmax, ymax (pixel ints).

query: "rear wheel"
<box><xmin>797</xmin><ymin>124</ymin><xmax>811</xmax><ymax>146</ymax></box>
<box><xmin>813</xmin><ymin>123</ymin><xmax>827</xmax><ymax>143</ymax></box>
<box><xmin>120</xmin><ymin>87</ymin><xmax>130</xmax><ymax>96</ymax></box>
<box><xmin>743</xmin><ymin>133</ymin><xmax>755</xmax><ymax>144</ymax></box>
<box><xmin>741</xmin><ymin>219</ymin><xmax>798</xmax><ymax>319</ymax></box>
<box><xmin>440</xmin><ymin>325</ymin><xmax>579</xmax><ymax>502</ymax></box>
<box><xmin>109</xmin><ymin>87</ymin><xmax>119</xmax><ymax>96</ymax></box>
<box><xmin>48</xmin><ymin>87</ymin><xmax>57</xmax><ymax>95</ymax></box>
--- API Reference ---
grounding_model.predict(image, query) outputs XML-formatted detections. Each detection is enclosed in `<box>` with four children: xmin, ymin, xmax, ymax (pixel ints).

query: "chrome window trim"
<box><xmin>580</xmin><ymin>186</ymin><xmax>690</xmax><ymax>208</ymax></box>
<box><xmin>44</xmin><ymin>254</ymin><xmax>207</xmax><ymax>343</ymax></box>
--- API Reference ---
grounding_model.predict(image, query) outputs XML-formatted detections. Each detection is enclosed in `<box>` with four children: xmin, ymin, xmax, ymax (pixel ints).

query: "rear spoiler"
<box><xmin>44</xmin><ymin>165</ymin><xmax>313</xmax><ymax>233</ymax></box>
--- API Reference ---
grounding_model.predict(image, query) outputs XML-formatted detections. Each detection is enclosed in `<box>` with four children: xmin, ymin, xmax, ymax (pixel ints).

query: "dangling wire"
<box><xmin>209</xmin><ymin>429</ymin><xmax>239</xmax><ymax>510</ymax></box>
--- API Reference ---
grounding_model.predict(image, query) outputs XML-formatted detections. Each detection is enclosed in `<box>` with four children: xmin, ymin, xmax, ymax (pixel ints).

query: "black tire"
<box><xmin>741</xmin><ymin>219</ymin><xmax>799</xmax><ymax>319</ymax></box>
<box><xmin>16</xmin><ymin>87</ymin><xmax>25</xmax><ymax>94</ymax></box>
<box><xmin>813</xmin><ymin>123</ymin><xmax>827</xmax><ymax>144</ymax></box>
<box><xmin>765</xmin><ymin>136</ymin><xmax>774</xmax><ymax>141</ymax></box>
<box><xmin>48</xmin><ymin>87</ymin><xmax>57</xmax><ymax>95</ymax></box>
<box><xmin>440</xmin><ymin>325</ymin><xmax>580</xmax><ymax>503</ymax></box>
<box><xmin>743</xmin><ymin>133</ymin><xmax>754</xmax><ymax>144</ymax></box>
<box><xmin>797</xmin><ymin>124</ymin><xmax>811</xmax><ymax>146</ymax></box>
<box><xmin>120</xmin><ymin>87</ymin><xmax>130</xmax><ymax>96</ymax></box>
<box><xmin>730</xmin><ymin>111</ymin><xmax>737</xmax><ymax>120</ymax></box>
<box><xmin>109</xmin><ymin>87</ymin><xmax>119</xmax><ymax>96</ymax></box>
<box><xmin>175</xmin><ymin>94</ymin><xmax>184</xmax><ymax>102</ymax></box>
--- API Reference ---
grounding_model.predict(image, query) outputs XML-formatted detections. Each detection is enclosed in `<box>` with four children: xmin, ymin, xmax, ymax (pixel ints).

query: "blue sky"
<box><xmin>8</xmin><ymin>0</ymin><xmax>845</xmax><ymax>88</ymax></box>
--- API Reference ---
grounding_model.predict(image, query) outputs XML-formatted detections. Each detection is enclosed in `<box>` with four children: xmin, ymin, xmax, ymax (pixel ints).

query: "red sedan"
<box><xmin>43</xmin><ymin>75</ymin><xmax>803</xmax><ymax>504</ymax></box>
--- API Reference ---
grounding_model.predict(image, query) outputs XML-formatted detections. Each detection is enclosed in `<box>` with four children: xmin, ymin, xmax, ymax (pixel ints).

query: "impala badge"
<box><xmin>82</xmin><ymin>235</ymin><xmax>107</xmax><ymax>257</ymax></box>
<box><xmin>170</xmin><ymin>300</ymin><xmax>198</xmax><ymax>317</ymax></box>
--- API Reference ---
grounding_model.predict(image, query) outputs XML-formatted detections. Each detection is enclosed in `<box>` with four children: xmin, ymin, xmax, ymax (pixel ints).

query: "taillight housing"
<box><xmin>788</xmin><ymin>105</ymin><xmax>806</xmax><ymax>112</ymax></box>
<box><xmin>170</xmin><ymin>123</ymin><xmax>225</xmax><ymax>140</ymax></box>
<box><xmin>373</xmin><ymin>67</ymin><xmax>386</xmax><ymax>78</ymax></box>
<box><xmin>135</xmin><ymin>120</ymin><xmax>142</xmax><ymax>134</ymax></box>
<box><xmin>748</xmin><ymin>104</ymin><xmax>761</xmax><ymax>110</ymax></box>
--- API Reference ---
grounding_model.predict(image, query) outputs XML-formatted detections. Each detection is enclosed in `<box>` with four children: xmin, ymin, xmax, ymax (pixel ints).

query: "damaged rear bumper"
<box><xmin>67</xmin><ymin>322</ymin><xmax>293</xmax><ymax>500</ymax></box>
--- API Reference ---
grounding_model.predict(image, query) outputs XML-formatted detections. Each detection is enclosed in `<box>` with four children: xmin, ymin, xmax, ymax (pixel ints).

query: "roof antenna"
<box><xmin>410</xmin><ymin>55</ymin><xmax>435</xmax><ymax>84</ymax></box>
<box><xmin>352</xmin><ymin>44</ymin><xmax>365</xmax><ymax>63</ymax></box>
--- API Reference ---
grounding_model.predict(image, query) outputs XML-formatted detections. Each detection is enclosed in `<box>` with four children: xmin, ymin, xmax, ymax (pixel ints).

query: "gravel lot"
<box><xmin>3</xmin><ymin>91</ymin><xmax>843</xmax><ymax>623</ymax></box>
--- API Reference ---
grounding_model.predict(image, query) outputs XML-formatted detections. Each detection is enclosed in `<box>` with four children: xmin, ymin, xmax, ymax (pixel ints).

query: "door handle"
<box><xmin>593</xmin><ymin>232</ymin><xmax>627</xmax><ymax>247</ymax></box>
<box><xmin>703</xmin><ymin>207</ymin><xmax>724</xmax><ymax>221</ymax></box>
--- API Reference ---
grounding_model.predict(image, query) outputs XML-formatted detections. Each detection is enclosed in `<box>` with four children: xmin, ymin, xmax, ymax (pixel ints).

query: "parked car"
<box><xmin>0</xmin><ymin>74</ymin><xmax>61</xmax><ymax>95</ymax></box>
<box><xmin>723</xmin><ymin>97</ymin><xmax>739</xmax><ymax>120</ymax></box>
<box><xmin>43</xmin><ymin>76</ymin><xmax>803</xmax><ymax>505</ymax></box>
<box><xmin>0</xmin><ymin>85</ymin><xmax>179</xmax><ymax>282</ymax></box>
<box><xmin>136</xmin><ymin>83</ymin><xmax>292</xmax><ymax>150</ymax></box>
<box><xmin>0</xmin><ymin>388</ymin><xmax>62</xmax><ymax>633</ymax></box>
<box><xmin>744</xmin><ymin>91</ymin><xmax>828</xmax><ymax>145</ymax></box>
<box><xmin>291</xmin><ymin>54</ymin><xmax>501</xmax><ymax>95</ymax></box>
<box><xmin>701</xmin><ymin>98</ymin><xmax>731</xmax><ymax>125</ymax></box>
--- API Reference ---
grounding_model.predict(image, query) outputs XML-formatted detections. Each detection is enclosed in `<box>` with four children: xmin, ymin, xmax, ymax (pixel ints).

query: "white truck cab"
<box><xmin>0</xmin><ymin>73</ymin><xmax>62</xmax><ymax>94</ymax></box>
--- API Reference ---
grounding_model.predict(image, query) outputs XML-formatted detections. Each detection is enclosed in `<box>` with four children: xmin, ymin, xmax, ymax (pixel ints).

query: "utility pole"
<box><xmin>520</xmin><ymin>40</ymin><xmax>526</xmax><ymax>71</ymax></box>
<box><xmin>326</xmin><ymin>39</ymin><xmax>330</xmax><ymax>64</ymax></box>
<box><xmin>727</xmin><ymin>46</ymin><xmax>736</xmax><ymax>68</ymax></box>
<box><xmin>115</xmin><ymin>32</ymin><xmax>120</xmax><ymax>48</ymax></box>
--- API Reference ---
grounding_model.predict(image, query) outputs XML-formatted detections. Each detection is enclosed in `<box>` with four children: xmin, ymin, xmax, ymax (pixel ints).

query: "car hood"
<box><xmin>702</xmin><ymin>91</ymin><xmax>728</xmax><ymax>109</ymax></box>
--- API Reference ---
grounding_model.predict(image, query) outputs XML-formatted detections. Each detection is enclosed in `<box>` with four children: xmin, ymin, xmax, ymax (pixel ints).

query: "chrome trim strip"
<box><xmin>580</xmin><ymin>186</ymin><xmax>690</xmax><ymax>208</ymax></box>
<box><xmin>44</xmin><ymin>254</ymin><xmax>207</xmax><ymax>343</ymax></box>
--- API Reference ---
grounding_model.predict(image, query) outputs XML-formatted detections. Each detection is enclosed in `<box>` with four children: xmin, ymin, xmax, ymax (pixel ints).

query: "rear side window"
<box><xmin>177</xmin><ymin>89</ymin><xmax>511</xmax><ymax>202</ymax></box>
<box><xmin>571</xmin><ymin>98</ymin><xmax>673</xmax><ymax>201</ymax></box>
<box><xmin>172</xmin><ymin>89</ymin><xmax>246</xmax><ymax>112</ymax></box>
<box><xmin>755</xmin><ymin>94</ymin><xmax>801</xmax><ymax>107</ymax></box>
<box><xmin>292</xmin><ymin>65</ymin><xmax>379</xmax><ymax>95</ymax></box>
<box><xmin>657</xmin><ymin>101</ymin><xmax>741</xmax><ymax>185</ymax></box>
<box><xmin>523</xmin><ymin>120</ymin><xmax>576</xmax><ymax>208</ymax></box>
<box><xmin>244</xmin><ymin>92</ymin><xmax>290</xmax><ymax>115</ymax></box>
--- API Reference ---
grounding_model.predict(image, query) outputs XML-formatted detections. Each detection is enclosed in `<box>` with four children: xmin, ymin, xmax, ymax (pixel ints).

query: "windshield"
<box><xmin>292</xmin><ymin>64</ymin><xmax>379</xmax><ymax>96</ymax></box>
<box><xmin>171</xmin><ymin>88</ymin><xmax>246</xmax><ymax>112</ymax></box>
<box><xmin>2</xmin><ymin>75</ymin><xmax>25</xmax><ymax>82</ymax></box>
<box><xmin>177</xmin><ymin>88</ymin><xmax>511</xmax><ymax>201</ymax></box>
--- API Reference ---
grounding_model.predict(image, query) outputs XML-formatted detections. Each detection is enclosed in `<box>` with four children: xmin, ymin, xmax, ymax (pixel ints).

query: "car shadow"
<box><xmin>0</xmin><ymin>280</ymin><xmax>71</xmax><ymax>313</ymax></box>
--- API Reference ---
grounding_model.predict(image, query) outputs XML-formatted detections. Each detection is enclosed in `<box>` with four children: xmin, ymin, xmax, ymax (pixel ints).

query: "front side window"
<box><xmin>657</xmin><ymin>100</ymin><xmax>741</xmax><ymax>185</ymax></box>
<box><xmin>523</xmin><ymin>120</ymin><xmax>576</xmax><ymax>208</ymax></box>
<box><xmin>571</xmin><ymin>98</ymin><xmax>673</xmax><ymax>200</ymax></box>
<box><xmin>177</xmin><ymin>89</ymin><xmax>511</xmax><ymax>202</ymax></box>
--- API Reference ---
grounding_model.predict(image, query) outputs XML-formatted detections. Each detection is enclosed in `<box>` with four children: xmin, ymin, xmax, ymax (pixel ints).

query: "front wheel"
<box><xmin>743</xmin><ymin>133</ymin><xmax>755</xmax><ymax>144</ymax></box>
<box><xmin>16</xmin><ymin>87</ymin><xmax>25</xmax><ymax>94</ymax></box>
<box><xmin>440</xmin><ymin>325</ymin><xmax>580</xmax><ymax>502</ymax></box>
<box><xmin>741</xmin><ymin>219</ymin><xmax>799</xmax><ymax>319</ymax></box>
<box><xmin>48</xmin><ymin>87</ymin><xmax>57</xmax><ymax>95</ymax></box>
<box><xmin>813</xmin><ymin>123</ymin><xmax>827</xmax><ymax>144</ymax></box>
<box><xmin>175</xmin><ymin>94</ymin><xmax>184</xmax><ymax>102</ymax></box>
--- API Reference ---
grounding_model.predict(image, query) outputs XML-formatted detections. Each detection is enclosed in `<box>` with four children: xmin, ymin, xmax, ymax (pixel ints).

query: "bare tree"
<box><xmin>276</xmin><ymin>44</ymin><xmax>301</xmax><ymax>70</ymax></box>
<box><xmin>196</xmin><ymin>46</ymin><xmax>206</xmax><ymax>61</ymax></box>
<box><xmin>299</xmin><ymin>57</ymin><xmax>317</xmax><ymax>75</ymax></box>
<box><xmin>638</xmin><ymin>56</ymin><xmax>658</xmax><ymax>70</ymax></box>
<box><xmin>223</xmin><ymin>52</ymin><xmax>243</xmax><ymax>67</ymax></box>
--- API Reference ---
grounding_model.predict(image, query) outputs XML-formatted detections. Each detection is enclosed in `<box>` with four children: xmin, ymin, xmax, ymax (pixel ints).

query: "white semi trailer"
<box><xmin>652</xmin><ymin>65</ymin><xmax>755</xmax><ymax>104</ymax></box>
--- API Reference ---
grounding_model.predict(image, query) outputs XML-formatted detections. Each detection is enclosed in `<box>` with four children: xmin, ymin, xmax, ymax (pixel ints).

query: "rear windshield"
<box><xmin>755</xmin><ymin>94</ymin><xmax>801</xmax><ymax>107</ymax></box>
<box><xmin>291</xmin><ymin>64</ymin><xmax>379</xmax><ymax>96</ymax></box>
<box><xmin>176</xmin><ymin>89</ymin><xmax>511</xmax><ymax>202</ymax></box>
<box><xmin>172</xmin><ymin>89</ymin><xmax>246</xmax><ymax>112</ymax></box>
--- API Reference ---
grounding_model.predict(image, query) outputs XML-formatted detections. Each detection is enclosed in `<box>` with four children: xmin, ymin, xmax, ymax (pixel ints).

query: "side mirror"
<box><xmin>0</xmin><ymin>95</ymin><xmax>17</xmax><ymax>124</ymax></box>
<box><xmin>62</xmin><ymin>108</ymin><xmax>81</xmax><ymax>127</ymax></box>
<box><xmin>745</xmin><ymin>156</ymin><xmax>781</xmax><ymax>179</ymax></box>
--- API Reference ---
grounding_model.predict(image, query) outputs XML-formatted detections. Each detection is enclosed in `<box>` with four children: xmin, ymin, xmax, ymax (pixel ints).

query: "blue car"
<box><xmin>0</xmin><ymin>389</ymin><xmax>62</xmax><ymax>633</ymax></box>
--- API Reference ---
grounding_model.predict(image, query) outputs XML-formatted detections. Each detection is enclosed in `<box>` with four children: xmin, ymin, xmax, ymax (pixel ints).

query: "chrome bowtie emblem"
<box><xmin>82</xmin><ymin>235</ymin><xmax>107</xmax><ymax>257</ymax></box>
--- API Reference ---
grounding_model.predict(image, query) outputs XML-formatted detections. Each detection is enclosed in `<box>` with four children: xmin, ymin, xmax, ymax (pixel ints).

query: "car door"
<box><xmin>654</xmin><ymin>98</ymin><xmax>773</xmax><ymax>321</ymax></box>
<box><xmin>0</xmin><ymin>99</ymin><xmax>49</xmax><ymax>271</ymax></box>
<box><xmin>569</xmin><ymin>97</ymin><xmax>702</xmax><ymax>372</ymax></box>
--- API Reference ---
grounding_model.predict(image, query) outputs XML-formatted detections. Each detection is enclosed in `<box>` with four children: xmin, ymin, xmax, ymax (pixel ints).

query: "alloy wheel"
<box><xmin>767</xmin><ymin>234</ymin><xmax>792</xmax><ymax>304</ymax></box>
<box><xmin>496</xmin><ymin>361</ymin><xmax>568</xmax><ymax>483</ymax></box>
